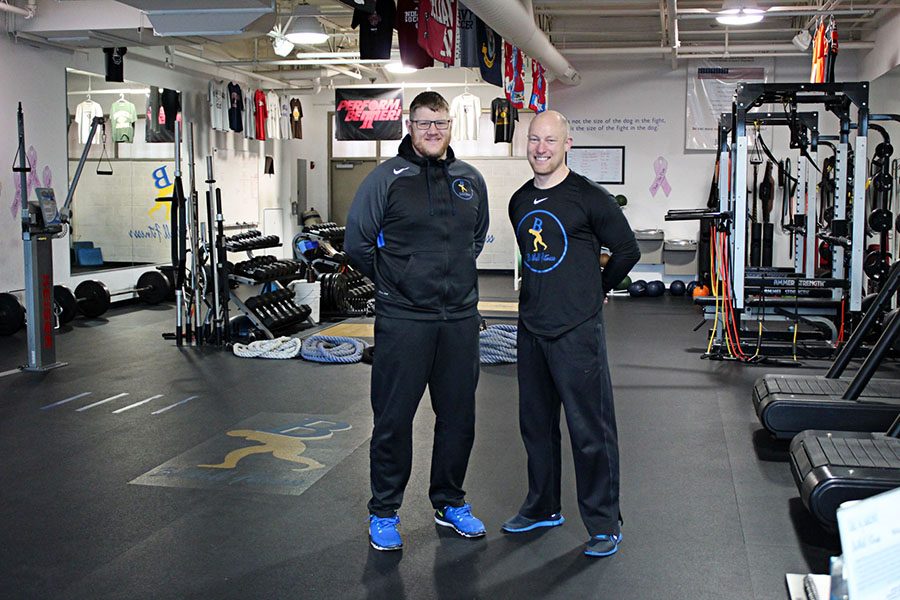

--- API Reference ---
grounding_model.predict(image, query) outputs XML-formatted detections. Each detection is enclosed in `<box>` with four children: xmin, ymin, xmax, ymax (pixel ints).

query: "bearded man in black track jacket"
<box><xmin>345</xmin><ymin>91</ymin><xmax>490</xmax><ymax>552</ymax></box>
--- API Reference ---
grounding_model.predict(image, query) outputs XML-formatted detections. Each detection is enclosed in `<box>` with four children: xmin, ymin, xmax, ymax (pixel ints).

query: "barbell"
<box><xmin>55</xmin><ymin>270</ymin><xmax>171</xmax><ymax>321</ymax></box>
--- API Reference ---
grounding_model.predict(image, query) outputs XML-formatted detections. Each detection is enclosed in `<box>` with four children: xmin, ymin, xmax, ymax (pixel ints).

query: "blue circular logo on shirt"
<box><xmin>452</xmin><ymin>178</ymin><xmax>474</xmax><ymax>200</ymax></box>
<box><xmin>516</xmin><ymin>210</ymin><xmax>568</xmax><ymax>273</ymax></box>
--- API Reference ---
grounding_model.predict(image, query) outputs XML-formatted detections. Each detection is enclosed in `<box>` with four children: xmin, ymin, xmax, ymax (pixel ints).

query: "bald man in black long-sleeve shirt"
<box><xmin>504</xmin><ymin>110</ymin><xmax>640</xmax><ymax>558</ymax></box>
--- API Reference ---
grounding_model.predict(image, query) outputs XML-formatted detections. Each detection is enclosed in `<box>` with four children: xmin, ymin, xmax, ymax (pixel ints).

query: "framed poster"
<box><xmin>566</xmin><ymin>146</ymin><xmax>625</xmax><ymax>185</ymax></box>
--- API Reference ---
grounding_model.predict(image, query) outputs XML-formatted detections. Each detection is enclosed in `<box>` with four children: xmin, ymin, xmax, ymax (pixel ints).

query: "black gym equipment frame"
<box><xmin>753</xmin><ymin>261</ymin><xmax>900</xmax><ymax>440</ymax></box>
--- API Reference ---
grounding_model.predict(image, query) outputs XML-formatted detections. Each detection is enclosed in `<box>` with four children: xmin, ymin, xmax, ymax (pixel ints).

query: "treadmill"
<box><xmin>790</xmin><ymin>414</ymin><xmax>900</xmax><ymax>528</ymax></box>
<box><xmin>753</xmin><ymin>262</ymin><xmax>900</xmax><ymax>439</ymax></box>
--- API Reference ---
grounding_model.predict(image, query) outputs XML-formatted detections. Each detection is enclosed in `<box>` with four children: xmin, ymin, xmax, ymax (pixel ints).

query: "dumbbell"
<box><xmin>245</xmin><ymin>295</ymin><xmax>282</xmax><ymax>329</ymax></box>
<box><xmin>56</xmin><ymin>271</ymin><xmax>171</xmax><ymax>319</ymax></box>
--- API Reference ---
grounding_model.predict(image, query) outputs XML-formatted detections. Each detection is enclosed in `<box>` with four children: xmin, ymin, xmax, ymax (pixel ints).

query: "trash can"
<box><xmin>634</xmin><ymin>229</ymin><xmax>665</xmax><ymax>263</ymax></box>
<box><xmin>663</xmin><ymin>239</ymin><xmax>698</xmax><ymax>275</ymax></box>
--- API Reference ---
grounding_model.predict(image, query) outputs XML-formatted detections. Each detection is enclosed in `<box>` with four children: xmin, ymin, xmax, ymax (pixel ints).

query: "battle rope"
<box><xmin>479</xmin><ymin>324</ymin><xmax>518</xmax><ymax>364</ymax></box>
<box><xmin>233</xmin><ymin>336</ymin><xmax>302</xmax><ymax>359</ymax></box>
<box><xmin>301</xmin><ymin>335</ymin><xmax>368</xmax><ymax>364</ymax></box>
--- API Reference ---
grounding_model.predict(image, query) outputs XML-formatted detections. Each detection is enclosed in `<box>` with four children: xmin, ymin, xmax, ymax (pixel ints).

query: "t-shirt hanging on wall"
<box><xmin>352</xmin><ymin>0</ymin><xmax>395</xmax><ymax>60</ymax></box>
<box><xmin>74</xmin><ymin>99</ymin><xmax>104</xmax><ymax>144</ymax></box>
<box><xmin>491</xmin><ymin>97</ymin><xmax>518</xmax><ymax>143</ymax></box>
<box><xmin>476</xmin><ymin>18</ymin><xmax>501</xmax><ymax>87</ymax></box>
<box><xmin>109</xmin><ymin>98</ymin><xmax>137</xmax><ymax>142</ymax></box>
<box><xmin>161</xmin><ymin>88</ymin><xmax>181</xmax><ymax>132</ymax></box>
<box><xmin>279</xmin><ymin>96</ymin><xmax>292</xmax><ymax>140</ymax></box>
<box><xmin>145</xmin><ymin>86</ymin><xmax>171</xmax><ymax>142</ymax></box>
<box><xmin>504</xmin><ymin>42</ymin><xmax>525</xmax><ymax>109</ymax></box>
<box><xmin>227</xmin><ymin>82</ymin><xmax>244</xmax><ymax>132</ymax></box>
<box><xmin>395</xmin><ymin>0</ymin><xmax>433</xmax><ymax>69</ymax></box>
<box><xmin>209</xmin><ymin>79</ymin><xmax>228</xmax><ymax>131</ymax></box>
<box><xmin>449</xmin><ymin>92</ymin><xmax>481</xmax><ymax>141</ymax></box>
<box><xmin>254</xmin><ymin>89</ymin><xmax>267</xmax><ymax>141</ymax></box>
<box><xmin>529</xmin><ymin>60</ymin><xmax>547</xmax><ymax>113</ymax></box>
<box><xmin>454</xmin><ymin>3</ymin><xmax>479</xmax><ymax>67</ymax></box>
<box><xmin>265</xmin><ymin>91</ymin><xmax>281</xmax><ymax>140</ymax></box>
<box><xmin>243</xmin><ymin>88</ymin><xmax>255</xmax><ymax>139</ymax></box>
<box><xmin>418</xmin><ymin>0</ymin><xmax>457</xmax><ymax>65</ymax></box>
<box><xmin>290</xmin><ymin>98</ymin><xmax>303</xmax><ymax>139</ymax></box>
<box><xmin>103</xmin><ymin>47</ymin><xmax>127</xmax><ymax>82</ymax></box>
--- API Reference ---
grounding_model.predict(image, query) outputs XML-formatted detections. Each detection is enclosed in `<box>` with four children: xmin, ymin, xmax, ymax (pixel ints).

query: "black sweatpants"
<box><xmin>516</xmin><ymin>312</ymin><xmax>621</xmax><ymax>536</ymax></box>
<box><xmin>368</xmin><ymin>314</ymin><xmax>480</xmax><ymax>517</ymax></box>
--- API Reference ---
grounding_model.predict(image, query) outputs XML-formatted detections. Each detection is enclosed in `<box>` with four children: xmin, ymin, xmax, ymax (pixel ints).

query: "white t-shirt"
<box><xmin>243</xmin><ymin>89</ymin><xmax>255</xmax><ymax>139</ymax></box>
<box><xmin>74</xmin><ymin>100</ymin><xmax>104</xmax><ymax>144</ymax></box>
<box><xmin>265</xmin><ymin>91</ymin><xmax>281</xmax><ymax>140</ymax></box>
<box><xmin>450</xmin><ymin>93</ymin><xmax>481</xmax><ymax>141</ymax></box>
<box><xmin>279</xmin><ymin>96</ymin><xmax>292</xmax><ymax>140</ymax></box>
<box><xmin>208</xmin><ymin>79</ymin><xmax>228</xmax><ymax>131</ymax></box>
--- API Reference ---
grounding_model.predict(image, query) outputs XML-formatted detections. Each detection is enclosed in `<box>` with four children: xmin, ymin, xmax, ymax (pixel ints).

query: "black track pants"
<box><xmin>516</xmin><ymin>313</ymin><xmax>621</xmax><ymax>536</ymax></box>
<box><xmin>368</xmin><ymin>315</ymin><xmax>480</xmax><ymax>517</ymax></box>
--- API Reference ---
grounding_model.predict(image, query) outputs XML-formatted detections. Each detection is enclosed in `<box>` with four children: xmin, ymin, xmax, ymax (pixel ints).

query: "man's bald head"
<box><xmin>529</xmin><ymin>110</ymin><xmax>570</xmax><ymax>140</ymax></box>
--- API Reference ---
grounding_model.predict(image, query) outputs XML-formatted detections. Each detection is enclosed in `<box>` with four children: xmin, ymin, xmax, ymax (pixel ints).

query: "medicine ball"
<box><xmin>686</xmin><ymin>280</ymin><xmax>699</xmax><ymax>295</ymax></box>
<box><xmin>627</xmin><ymin>280</ymin><xmax>647</xmax><ymax>297</ymax></box>
<box><xmin>230</xmin><ymin>315</ymin><xmax>262</xmax><ymax>343</ymax></box>
<box><xmin>646</xmin><ymin>280</ymin><xmax>665</xmax><ymax>297</ymax></box>
<box><xmin>692</xmin><ymin>284</ymin><xmax>711</xmax><ymax>298</ymax></box>
<box><xmin>615</xmin><ymin>194</ymin><xmax>628</xmax><ymax>207</ymax></box>
<box><xmin>615</xmin><ymin>275</ymin><xmax>632</xmax><ymax>291</ymax></box>
<box><xmin>669</xmin><ymin>280</ymin><xmax>686</xmax><ymax>296</ymax></box>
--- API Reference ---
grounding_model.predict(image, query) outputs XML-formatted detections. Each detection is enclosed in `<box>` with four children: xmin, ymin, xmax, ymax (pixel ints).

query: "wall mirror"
<box><xmin>65</xmin><ymin>68</ymin><xmax>181</xmax><ymax>274</ymax></box>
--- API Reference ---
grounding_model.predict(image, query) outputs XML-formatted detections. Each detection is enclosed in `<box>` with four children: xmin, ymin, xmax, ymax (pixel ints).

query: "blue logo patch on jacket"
<box><xmin>452</xmin><ymin>178</ymin><xmax>474</xmax><ymax>200</ymax></box>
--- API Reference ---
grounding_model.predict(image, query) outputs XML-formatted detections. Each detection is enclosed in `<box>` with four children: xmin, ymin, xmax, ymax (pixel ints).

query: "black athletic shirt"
<box><xmin>227</xmin><ymin>82</ymin><xmax>244</xmax><ymax>132</ymax></box>
<box><xmin>352</xmin><ymin>0</ymin><xmax>395</xmax><ymax>60</ymax></box>
<box><xmin>509</xmin><ymin>170</ymin><xmax>640</xmax><ymax>337</ymax></box>
<box><xmin>161</xmin><ymin>88</ymin><xmax>181</xmax><ymax>132</ymax></box>
<box><xmin>491</xmin><ymin>97</ymin><xmax>517</xmax><ymax>143</ymax></box>
<box><xmin>103</xmin><ymin>47</ymin><xmax>126</xmax><ymax>82</ymax></box>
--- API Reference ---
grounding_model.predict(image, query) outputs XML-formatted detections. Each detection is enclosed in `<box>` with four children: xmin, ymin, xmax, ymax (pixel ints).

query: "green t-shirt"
<box><xmin>110</xmin><ymin>99</ymin><xmax>137</xmax><ymax>143</ymax></box>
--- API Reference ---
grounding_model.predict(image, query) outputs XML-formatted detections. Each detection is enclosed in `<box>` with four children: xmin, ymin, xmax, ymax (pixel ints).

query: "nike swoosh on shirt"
<box><xmin>533</xmin><ymin>197</ymin><xmax>548</xmax><ymax>205</ymax></box>
<box><xmin>393</xmin><ymin>167</ymin><xmax>410</xmax><ymax>175</ymax></box>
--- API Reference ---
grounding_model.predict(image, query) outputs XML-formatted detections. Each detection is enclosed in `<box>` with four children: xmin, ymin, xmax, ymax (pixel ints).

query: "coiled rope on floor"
<box><xmin>233</xmin><ymin>336</ymin><xmax>303</xmax><ymax>359</ymax></box>
<box><xmin>300</xmin><ymin>335</ymin><xmax>368</xmax><ymax>364</ymax></box>
<box><xmin>480</xmin><ymin>324</ymin><xmax>517</xmax><ymax>364</ymax></box>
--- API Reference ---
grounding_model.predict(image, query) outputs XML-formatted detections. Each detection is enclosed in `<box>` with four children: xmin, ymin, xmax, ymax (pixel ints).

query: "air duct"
<box><xmin>462</xmin><ymin>0</ymin><xmax>580</xmax><ymax>86</ymax></box>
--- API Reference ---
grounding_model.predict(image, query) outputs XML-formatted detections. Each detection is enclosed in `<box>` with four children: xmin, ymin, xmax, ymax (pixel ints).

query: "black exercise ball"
<box><xmin>686</xmin><ymin>280</ymin><xmax>699</xmax><ymax>295</ymax></box>
<box><xmin>669</xmin><ymin>280</ymin><xmax>686</xmax><ymax>296</ymax></box>
<box><xmin>646</xmin><ymin>280</ymin><xmax>665</xmax><ymax>297</ymax></box>
<box><xmin>627</xmin><ymin>281</ymin><xmax>647</xmax><ymax>297</ymax></box>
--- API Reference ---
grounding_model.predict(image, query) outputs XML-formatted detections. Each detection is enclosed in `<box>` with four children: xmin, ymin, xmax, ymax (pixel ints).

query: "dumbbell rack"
<box><xmin>224</xmin><ymin>231</ymin><xmax>312</xmax><ymax>339</ymax></box>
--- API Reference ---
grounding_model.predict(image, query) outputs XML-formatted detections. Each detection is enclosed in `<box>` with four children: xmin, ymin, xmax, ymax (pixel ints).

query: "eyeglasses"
<box><xmin>410</xmin><ymin>119</ymin><xmax>451</xmax><ymax>131</ymax></box>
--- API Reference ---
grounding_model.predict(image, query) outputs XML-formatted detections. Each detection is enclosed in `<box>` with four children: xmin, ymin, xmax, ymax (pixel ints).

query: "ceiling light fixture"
<box><xmin>792</xmin><ymin>29</ymin><xmax>812</xmax><ymax>51</ymax></box>
<box><xmin>716</xmin><ymin>1</ymin><xmax>765</xmax><ymax>26</ymax></box>
<box><xmin>285</xmin><ymin>15</ymin><xmax>329</xmax><ymax>45</ymax></box>
<box><xmin>385</xmin><ymin>62</ymin><xmax>417</xmax><ymax>74</ymax></box>
<box><xmin>268</xmin><ymin>22</ymin><xmax>295</xmax><ymax>57</ymax></box>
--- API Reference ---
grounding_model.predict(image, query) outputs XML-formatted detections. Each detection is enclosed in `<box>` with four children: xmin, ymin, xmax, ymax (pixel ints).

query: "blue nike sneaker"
<box><xmin>501</xmin><ymin>512</ymin><xmax>566</xmax><ymax>533</ymax></box>
<box><xmin>369</xmin><ymin>514</ymin><xmax>403</xmax><ymax>551</ymax></box>
<box><xmin>434</xmin><ymin>503</ymin><xmax>486</xmax><ymax>538</ymax></box>
<box><xmin>584</xmin><ymin>530</ymin><xmax>623</xmax><ymax>557</ymax></box>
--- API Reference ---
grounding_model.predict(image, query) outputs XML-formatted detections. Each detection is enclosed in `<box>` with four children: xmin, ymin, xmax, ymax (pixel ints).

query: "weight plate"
<box><xmin>136</xmin><ymin>271</ymin><xmax>170</xmax><ymax>304</ymax></box>
<box><xmin>75</xmin><ymin>280</ymin><xmax>111</xmax><ymax>318</ymax></box>
<box><xmin>0</xmin><ymin>293</ymin><xmax>25</xmax><ymax>335</ymax></box>
<box><xmin>53</xmin><ymin>285</ymin><xmax>77</xmax><ymax>324</ymax></box>
<box><xmin>868</xmin><ymin>208</ymin><xmax>893</xmax><ymax>233</ymax></box>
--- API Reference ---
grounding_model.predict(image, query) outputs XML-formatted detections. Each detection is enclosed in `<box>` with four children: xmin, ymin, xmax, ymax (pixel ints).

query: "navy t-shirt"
<box><xmin>352</xmin><ymin>0</ymin><xmax>395</xmax><ymax>60</ymax></box>
<box><xmin>509</xmin><ymin>171</ymin><xmax>640</xmax><ymax>337</ymax></box>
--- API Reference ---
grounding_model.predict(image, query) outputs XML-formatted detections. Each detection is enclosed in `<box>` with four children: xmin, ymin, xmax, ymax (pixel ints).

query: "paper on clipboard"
<box><xmin>836</xmin><ymin>486</ymin><xmax>900</xmax><ymax>600</ymax></box>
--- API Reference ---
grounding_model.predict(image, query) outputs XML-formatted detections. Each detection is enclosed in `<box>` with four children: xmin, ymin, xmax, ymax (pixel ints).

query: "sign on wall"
<box><xmin>685</xmin><ymin>60</ymin><xmax>771</xmax><ymax>151</ymax></box>
<box><xmin>335</xmin><ymin>88</ymin><xmax>403</xmax><ymax>141</ymax></box>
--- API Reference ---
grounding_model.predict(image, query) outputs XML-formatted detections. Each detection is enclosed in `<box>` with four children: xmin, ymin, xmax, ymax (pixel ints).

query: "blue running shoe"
<box><xmin>501</xmin><ymin>512</ymin><xmax>565</xmax><ymax>533</ymax></box>
<box><xmin>584</xmin><ymin>531</ymin><xmax>623</xmax><ymax>557</ymax></box>
<box><xmin>434</xmin><ymin>503</ymin><xmax>486</xmax><ymax>538</ymax></box>
<box><xmin>369</xmin><ymin>514</ymin><xmax>403</xmax><ymax>551</ymax></box>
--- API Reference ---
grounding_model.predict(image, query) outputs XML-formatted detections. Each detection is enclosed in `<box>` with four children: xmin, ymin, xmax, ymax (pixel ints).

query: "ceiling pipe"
<box><xmin>462</xmin><ymin>0</ymin><xmax>581</xmax><ymax>85</ymax></box>
<box><xmin>170</xmin><ymin>49</ymin><xmax>288</xmax><ymax>86</ymax></box>
<box><xmin>562</xmin><ymin>40</ymin><xmax>875</xmax><ymax>56</ymax></box>
<box><xmin>0</xmin><ymin>0</ymin><xmax>35</xmax><ymax>18</ymax></box>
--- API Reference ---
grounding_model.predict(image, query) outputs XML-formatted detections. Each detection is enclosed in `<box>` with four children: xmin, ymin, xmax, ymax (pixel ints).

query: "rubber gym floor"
<box><xmin>0</xmin><ymin>273</ymin><xmax>857</xmax><ymax>600</ymax></box>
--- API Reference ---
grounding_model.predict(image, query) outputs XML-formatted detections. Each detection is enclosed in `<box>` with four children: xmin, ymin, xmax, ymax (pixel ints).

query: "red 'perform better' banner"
<box><xmin>335</xmin><ymin>88</ymin><xmax>404</xmax><ymax>141</ymax></box>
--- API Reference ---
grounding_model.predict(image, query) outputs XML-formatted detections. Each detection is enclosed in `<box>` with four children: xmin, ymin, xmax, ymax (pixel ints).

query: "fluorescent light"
<box><xmin>716</xmin><ymin>7</ymin><xmax>764</xmax><ymax>25</ymax></box>
<box><xmin>385</xmin><ymin>62</ymin><xmax>417</xmax><ymax>74</ymax></box>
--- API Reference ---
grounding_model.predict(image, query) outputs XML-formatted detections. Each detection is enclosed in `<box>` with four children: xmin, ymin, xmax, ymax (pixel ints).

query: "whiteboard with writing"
<box><xmin>566</xmin><ymin>146</ymin><xmax>625</xmax><ymax>185</ymax></box>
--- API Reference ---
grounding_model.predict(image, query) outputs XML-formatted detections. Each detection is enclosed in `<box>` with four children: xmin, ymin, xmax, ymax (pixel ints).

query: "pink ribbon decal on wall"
<box><xmin>649</xmin><ymin>156</ymin><xmax>671</xmax><ymax>198</ymax></box>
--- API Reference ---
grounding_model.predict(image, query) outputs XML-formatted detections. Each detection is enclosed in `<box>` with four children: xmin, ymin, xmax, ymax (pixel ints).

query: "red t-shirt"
<box><xmin>395</xmin><ymin>0</ymin><xmax>433</xmax><ymax>69</ymax></box>
<box><xmin>504</xmin><ymin>42</ymin><xmax>525</xmax><ymax>109</ymax></box>
<box><xmin>254</xmin><ymin>89</ymin><xmax>267</xmax><ymax>140</ymax></box>
<box><xmin>417</xmin><ymin>0</ymin><xmax>457</xmax><ymax>65</ymax></box>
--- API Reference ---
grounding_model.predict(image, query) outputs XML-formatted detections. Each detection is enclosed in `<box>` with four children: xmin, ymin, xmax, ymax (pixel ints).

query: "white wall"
<box><xmin>860</xmin><ymin>9</ymin><xmax>900</xmax><ymax>82</ymax></box>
